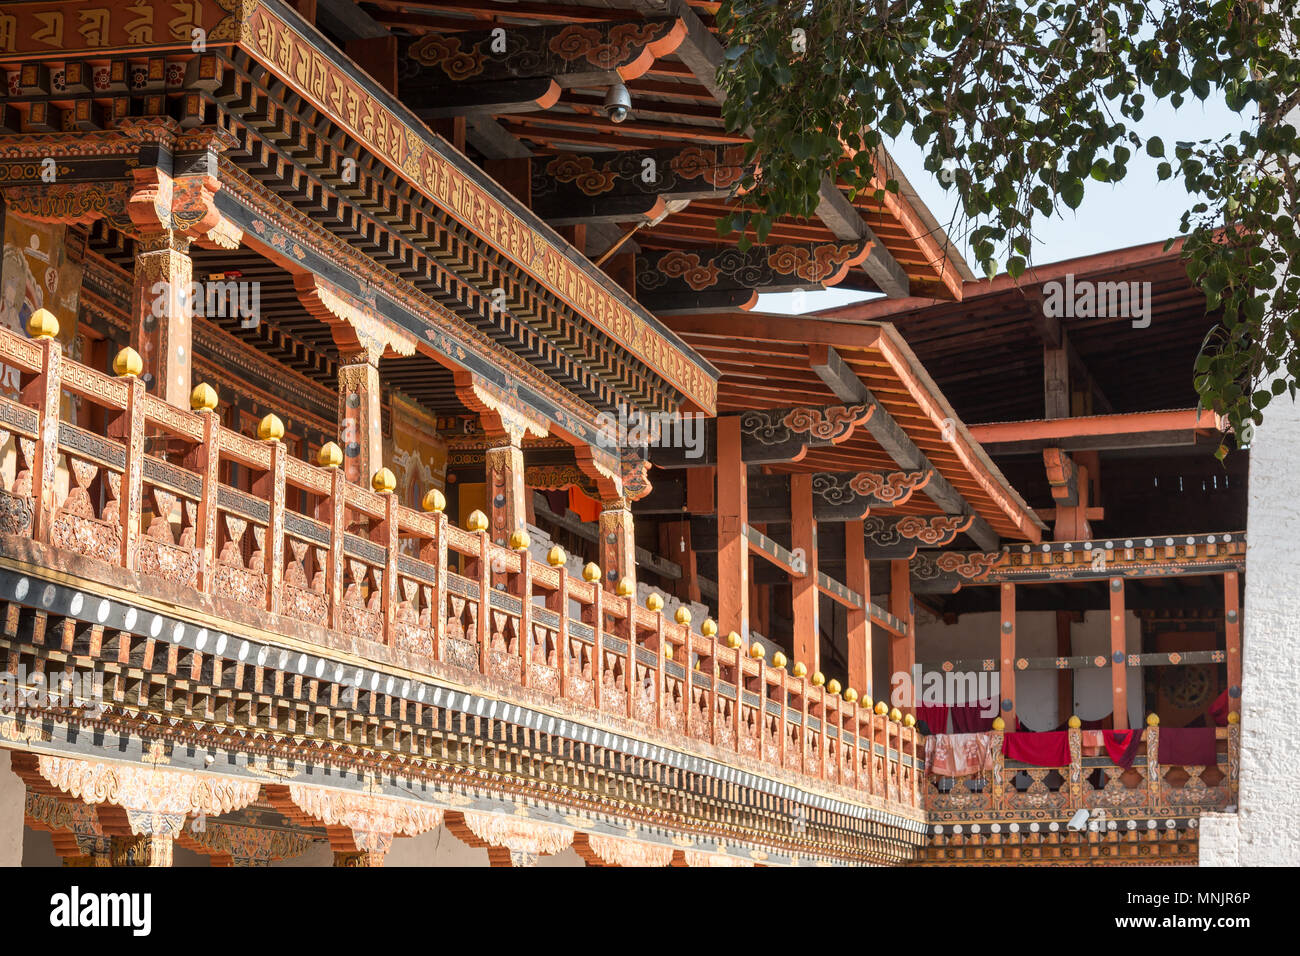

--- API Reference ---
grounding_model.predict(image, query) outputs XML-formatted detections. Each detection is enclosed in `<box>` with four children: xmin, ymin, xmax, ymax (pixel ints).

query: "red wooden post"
<box><xmin>517</xmin><ymin>551</ymin><xmax>533</xmax><ymax>688</ymax></box>
<box><xmin>890</xmin><ymin>559</ymin><xmax>915</xmax><ymax>702</ymax></box>
<box><xmin>375</xmin><ymin>488</ymin><xmax>399</xmax><ymax>646</ymax></box>
<box><xmin>418</xmin><ymin>510</ymin><xmax>448</xmax><ymax>662</ymax></box>
<box><xmin>845</xmin><ymin>519</ymin><xmax>871</xmax><ymax>700</ymax></box>
<box><xmin>716</xmin><ymin>416</ymin><xmax>748</xmax><ymax>639</ymax></box>
<box><xmin>193</xmin><ymin>406</ymin><xmax>221</xmax><ymax>594</ymax></box>
<box><xmin>1000</xmin><ymin>582</ymin><xmax>1017</xmax><ymax>728</ymax></box>
<box><xmin>591</xmin><ymin>581</ymin><xmax>604</xmax><ymax>712</ymax></box>
<box><xmin>1224</xmin><ymin>571</ymin><xmax>1241</xmax><ymax>714</ymax></box>
<box><xmin>790</xmin><ymin>472</ymin><xmax>819</xmax><ymax>672</ymax></box>
<box><xmin>258</xmin><ymin>436</ymin><xmax>286</xmax><ymax>616</ymax></box>
<box><xmin>1110</xmin><ymin>577</ymin><xmax>1128</xmax><ymax>730</ymax></box>
<box><xmin>111</xmin><ymin>375</ymin><xmax>144</xmax><ymax>570</ymax></box>
<box><xmin>553</xmin><ymin>565</ymin><xmax>569</xmax><ymax>697</ymax></box>
<box><xmin>323</xmin><ymin>468</ymin><xmax>346</xmax><ymax>630</ymax></box>
<box><xmin>22</xmin><ymin>334</ymin><xmax>61</xmax><ymax>546</ymax></box>
<box><xmin>477</xmin><ymin>532</ymin><xmax>491</xmax><ymax>674</ymax></box>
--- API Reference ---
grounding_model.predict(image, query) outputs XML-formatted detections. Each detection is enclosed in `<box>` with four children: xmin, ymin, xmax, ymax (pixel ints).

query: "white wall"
<box><xmin>914</xmin><ymin>608</ymin><xmax>1143</xmax><ymax>731</ymax></box>
<box><xmin>1199</xmin><ymin>395</ymin><xmax>1300</xmax><ymax>866</ymax></box>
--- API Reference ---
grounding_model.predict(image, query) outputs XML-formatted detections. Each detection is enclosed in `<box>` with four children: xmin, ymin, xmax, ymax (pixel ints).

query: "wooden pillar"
<box><xmin>1110</xmin><ymin>577</ymin><xmax>1128</xmax><ymax>730</ymax></box>
<box><xmin>845</xmin><ymin>519</ymin><xmax>871</xmax><ymax>700</ymax></box>
<box><xmin>889</xmin><ymin>560</ymin><xmax>914</xmax><ymax>689</ymax></box>
<box><xmin>483</xmin><ymin>158</ymin><xmax>531</xmax><ymax>205</ymax></box>
<box><xmin>1056</xmin><ymin>610</ymin><xmax>1073</xmax><ymax>727</ymax></box>
<box><xmin>130</xmin><ymin>231</ymin><xmax>193</xmax><ymax>407</ymax></box>
<box><xmin>287</xmin><ymin>0</ymin><xmax>316</xmax><ymax>22</ymax></box>
<box><xmin>790</xmin><ymin>473</ymin><xmax>819</xmax><ymax>672</ymax></box>
<box><xmin>338</xmin><ymin>350</ymin><xmax>383</xmax><ymax>488</ymax></box>
<box><xmin>1224</xmin><ymin>571</ymin><xmax>1242</xmax><ymax>711</ymax></box>
<box><xmin>22</xmin><ymin>330</ymin><xmax>62</xmax><ymax>545</ymax></box>
<box><xmin>659</xmin><ymin>519</ymin><xmax>700</xmax><ymax>603</ymax></box>
<box><xmin>1000</xmin><ymin>582</ymin><xmax>1016</xmax><ymax>728</ymax></box>
<box><xmin>485</xmin><ymin>438</ymin><xmax>526</xmax><ymax>548</ymax></box>
<box><xmin>599</xmin><ymin>498</ymin><xmax>635</xmax><ymax>591</ymax></box>
<box><xmin>716</xmin><ymin>416</ymin><xmax>748</xmax><ymax>639</ymax></box>
<box><xmin>1044</xmin><ymin>346</ymin><xmax>1070</xmax><ymax>419</ymax></box>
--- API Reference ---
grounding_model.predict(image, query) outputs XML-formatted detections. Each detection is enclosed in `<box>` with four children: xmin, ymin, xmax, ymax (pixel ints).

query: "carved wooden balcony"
<box><xmin>0</xmin><ymin>322</ymin><xmax>924</xmax><ymax>832</ymax></box>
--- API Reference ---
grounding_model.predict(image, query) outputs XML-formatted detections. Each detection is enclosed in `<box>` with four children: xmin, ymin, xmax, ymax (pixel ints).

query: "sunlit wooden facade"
<box><xmin>0</xmin><ymin>1</ymin><xmax>1243</xmax><ymax>867</ymax></box>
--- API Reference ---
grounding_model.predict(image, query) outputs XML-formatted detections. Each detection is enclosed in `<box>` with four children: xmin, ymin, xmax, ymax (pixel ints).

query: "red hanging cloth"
<box><xmin>1002</xmin><ymin>731</ymin><xmax>1071</xmax><ymax>767</ymax></box>
<box><xmin>1158</xmin><ymin>727</ymin><xmax>1219</xmax><ymax>766</ymax></box>
<box><xmin>1102</xmin><ymin>729</ymin><xmax>1141</xmax><ymax>770</ymax></box>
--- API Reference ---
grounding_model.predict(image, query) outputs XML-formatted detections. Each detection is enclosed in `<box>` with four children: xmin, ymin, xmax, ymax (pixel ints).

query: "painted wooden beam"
<box><xmin>636</xmin><ymin>239</ymin><xmax>872</xmax><ymax>312</ymax></box>
<box><xmin>397</xmin><ymin>18</ymin><xmax>687</xmax><ymax>95</ymax></box>
<box><xmin>648</xmin><ymin>403</ymin><xmax>873</xmax><ymax>468</ymax></box>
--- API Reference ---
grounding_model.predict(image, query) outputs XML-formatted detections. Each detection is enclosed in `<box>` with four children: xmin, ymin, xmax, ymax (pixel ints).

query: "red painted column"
<box><xmin>1000</xmin><ymin>582</ymin><xmax>1017</xmax><ymax>727</ymax></box>
<box><xmin>1110</xmin><ymin>577</ymin><xmax>1129</xmax><ymax>730</ymax></box>
<box><xmin>889</xmin><ymin>559</ymin><xmax>915</xmax><ymax>694</ymax></box>
<box><xmin>716</xmin><ymin>416</ymin><xmax>748</xmax><ymax>639</ymax></box>
<box><xmin>845</xmin><ymin>519</ymin><xmax>871</xmax><ymax>699</ymax></box>
<box><xmin>790</xmin><ymin>472</ymin><xmax>819</xmax><ymax>672</ymax></box>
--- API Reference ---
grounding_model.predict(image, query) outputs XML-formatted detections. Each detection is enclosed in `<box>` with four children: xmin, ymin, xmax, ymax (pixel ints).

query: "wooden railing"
<box><xmin>924</xmin><ymin>725</ymin><xmax>1238</xmax><ymax>820</ymax></box>
<box><xmin>0</xmin><ymin>320</ymin><xmax>923</xmax><ymax>811</ymax></box>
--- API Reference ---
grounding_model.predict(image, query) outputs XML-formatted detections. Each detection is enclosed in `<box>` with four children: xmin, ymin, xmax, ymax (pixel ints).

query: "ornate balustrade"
<box><xmin>0</xmin><ymin>318</ymin><xmax>922</xmax><ymax>815</ymax></box>
<box><xmin>924</xmin><ymin>724</ymin><xmax>1238</xmax><ymax>826</ymax></box>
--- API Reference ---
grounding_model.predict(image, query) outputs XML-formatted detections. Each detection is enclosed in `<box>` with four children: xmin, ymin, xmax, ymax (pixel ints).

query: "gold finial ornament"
<box><xmin>903</xmin><ymin>713</ymin><xmax>916</xmax><ymax>727</ymax></box>
<box><xmin>1227</xmin><ymin>711</ymin><xmax>1240</xmax><ymax>725</ymax></box>
<box><xmin>113</xmin><ymin>346</ymin><xmax>143</xmax><ymax>378</ymax></box>
<box><xmin>617</xmin><ymin>577</ymin><xmax>635</xmax><ymax>597</ymax></box>
<box><xmin>422</xmin><ymin>488</ymin><xmax>446</xmax><ymax>513</ymax></box>
<box><xmin>190</xmin><ymin>382</ymin><xmax>218</xmax><ymax>412</ymax></box>
<box><xmin>874</xmin><ymin>701</ymin><xmax>888</xmax><ymax>716</ymax></box>
<box><xmin>546</xmin><ymin>545</ymin><xmax>567</xmax><ymax>567</ymax></box>
<box><xmin>318</xmin><ymin>442</ymin><xmax>343</xmax><ymax>469</ymax></box>
<box><xmin>258</xmin><ymin>413</ymin><xmax>285</xmax><ymax>442</ymax></box>
<box><xmin>646</xmin><ymin>593</ymin><xmax>664</xmax><ymax>612</ymax></box>
<box><xmin>466</xmin><ymin>510</ymin><xmax>489</xmax><ymax>533</ymax></box>
<box><xmin>812</xmin><ymin>671</ymin><xmax>825</xmax><ymax>687</ymax></box>
<box><xmin>582</xmin><ymin>562</ymin><xmax>601</xmax><ymax>583</ymax></box>
<box><xmin>1146</xmin><ymin>713</ymin><xmax>1160</xmax><ymax>727</ymax></box>
<box><xmin>889</xmin><ymin>707</ymin><xmax>902</xmax><ymax>722</ymax></box>
<box><xmin>663</xmin><ymin>644</ymin><xmax>674</xmax><ymax>660</ymax></box>
<box><xmin>827</xmin><ymin>679</ymin><xmax>842</xmax><ymax>696</ymax></box>
<box><xmin>701</xmin><ymin>618</ymin><xmax>718</xmax><ymax>637</ymax></box>
<box><xmin>725</xmin><ymin>632</ymin><xmax>742</xmax><ymax>649</ymax></box>
<box><xmin>844</xmin><ymin>688</ymin><xmax>858</xmax><ymax>703</ymax></box>
<box><xmin>508</xmin><ymin>529</ymin><xmax>530</xmax><ymax>550</ymax></box>
<box><xmin>749</xmin><ymin>643</ymin><xmax>765</xmax><ymax>659</ymax></box>
<box><xmin>1067</xmin><ymin>715</ymin><xmax>1082</xmax><ymax>729</ymax></box>
<box><xmin>992</xmin><ymin>716</ymin><xmax>1006</xmax><ymax>731</ymax></box>
<box><xmin>27</xmin><ymin>308</ymin><xmax>59</xmax><ymax>340</ymax></box>
<box><xmin>372</xmin><ymin>467</ymin><xmax>396</xmax><ymax>494</ymax></box>
<box><xmin>674</xmin><ymin>606</ymin><xmax>691</xmax><ymax>626</ymax></box>
<box><xmin>792</xmin><ymin>662</ymin><xmax>807</xmax><ymax>678</ymax></box>
<box><xmin>771</xmin><ymin>651</ymin><xmax>788</xmax><ymax>669</ymax></box>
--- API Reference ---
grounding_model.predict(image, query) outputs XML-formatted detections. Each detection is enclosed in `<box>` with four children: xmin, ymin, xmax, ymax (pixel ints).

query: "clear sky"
<box><xmin>757</xmin><ymin>94</ymin><xmax>1252</xmax><ymax>314</ymax></box>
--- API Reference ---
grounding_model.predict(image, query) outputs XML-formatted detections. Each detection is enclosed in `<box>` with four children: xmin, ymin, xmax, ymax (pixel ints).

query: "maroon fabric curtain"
<box><xmin>915</xmin><ymin>704</ymin><xmax>950</xmax><ymax>735</ymax></box>
<box><xmin>952</xmin><ymin>701</ymin><xmax>997</xmax><ymax>734</ymax></box>
<box><xmin>1103</xmin><ymin>729</ymin><xmax>1141</xmax><ymax>770</ymax></box>
<box><xmin>1158</xmin><ymin>728</ymin><xmax>1218</xmax><ymax>766</ymax></box>
<box><xmin>1002</xmin><ymin>731</ymin><xmax>1071</xmax><ymax>767</ymax></box>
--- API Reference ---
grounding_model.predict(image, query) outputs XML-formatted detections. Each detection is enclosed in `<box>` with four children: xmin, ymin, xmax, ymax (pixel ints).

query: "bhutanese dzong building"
<box><xmin>0</xmin><ymin>0</ymin><xmax>1274</xmax><ymax>868</ymax></box>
